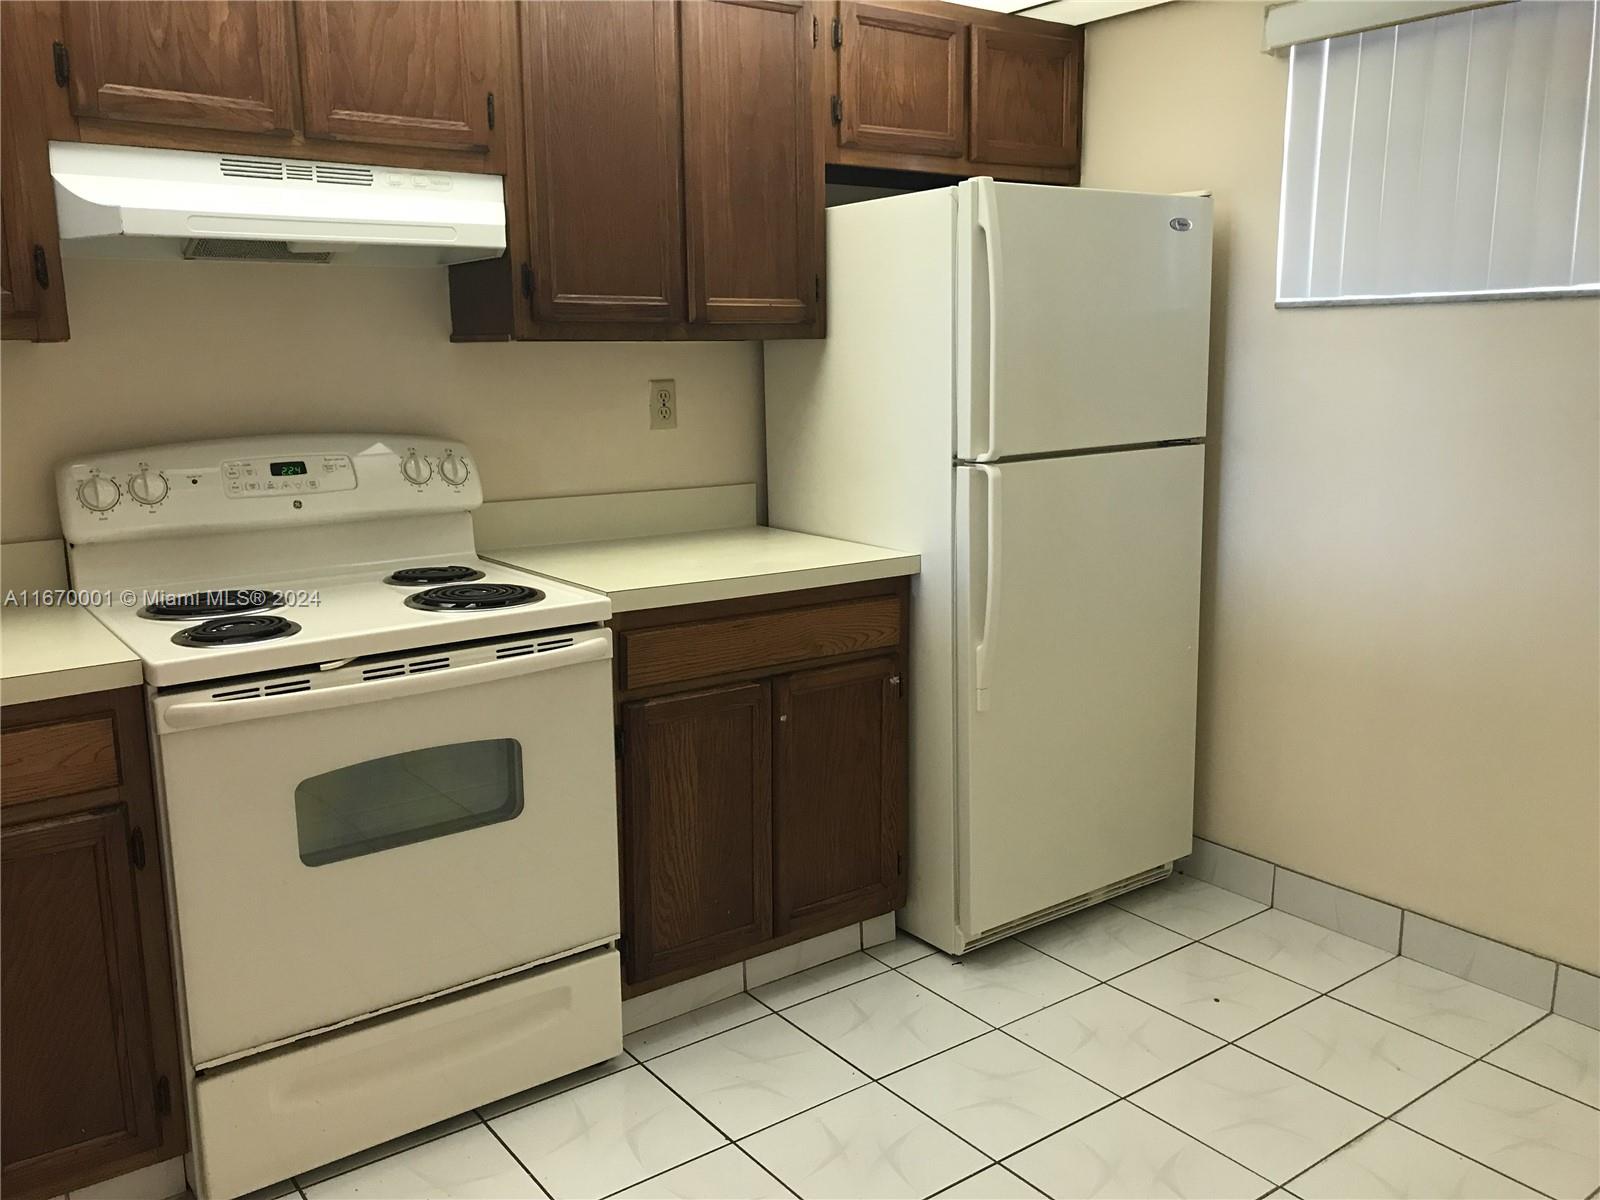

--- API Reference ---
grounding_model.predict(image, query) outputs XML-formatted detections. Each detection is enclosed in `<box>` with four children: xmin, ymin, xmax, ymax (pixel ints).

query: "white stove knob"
<box><xmin>438</xmin><ymin>450</ymin><xmax>471</xmax><ymax>487</ymax></box>
<box><xmin>76</xmin><ymin>474</ymin><xmax>122</xmax><ymax>513</ymax></box>
<box><xmin>400</xmin><ymin>449</ymin><xmax>432</xmax><ymax>486</ymax></box>
<box><xmin>127</xmin><ymin>466</ymin><xmax>169</xmax><ymax>506</ymax></box>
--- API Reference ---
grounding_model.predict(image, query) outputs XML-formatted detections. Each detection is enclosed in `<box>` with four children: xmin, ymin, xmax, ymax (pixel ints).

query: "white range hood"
<box><xmin>49</xmin><ymin>142</ymin><xmax>506</xmax><ymax>267</ymax></box>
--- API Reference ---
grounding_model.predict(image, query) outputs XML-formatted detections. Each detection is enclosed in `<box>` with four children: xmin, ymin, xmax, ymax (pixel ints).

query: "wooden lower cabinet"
<box><xmin>617</xmin><ymin>580</ymin><xmax>909</xmax><ymax>992</ymax></box>
<box><xmin>774</xmin><ymin>657</ymin><xmax>905</xmax><ymax>935</ymax></box>
<box><xmin>622</xmin><ymin>683</ymin><xmax>773</xmax><ymax>982</ymax></box>
<box><xmin>1</xmin><ymin>688</ymin><xmax>184</xmax><ymax>1200</ymax></box>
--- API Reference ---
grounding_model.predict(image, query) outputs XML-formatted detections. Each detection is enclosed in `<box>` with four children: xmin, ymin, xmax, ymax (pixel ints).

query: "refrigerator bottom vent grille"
<box><xmin>968</xmin><ymin>862</ymin><xmax>1174</xmax><ymax>950</ymax></box>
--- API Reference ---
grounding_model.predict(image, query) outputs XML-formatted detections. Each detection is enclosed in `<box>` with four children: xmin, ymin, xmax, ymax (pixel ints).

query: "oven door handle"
<box><xmin>156</xmin><ymin>630</ymin><xmax>611</xmax><ymax>734</ymax></box>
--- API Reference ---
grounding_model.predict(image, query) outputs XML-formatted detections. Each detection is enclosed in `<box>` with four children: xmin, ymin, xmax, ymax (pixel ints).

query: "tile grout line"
<box><xmin>477</xmin><ymin>1117</ymin><xmax>553</xmax><ymax>1200</ymax></box>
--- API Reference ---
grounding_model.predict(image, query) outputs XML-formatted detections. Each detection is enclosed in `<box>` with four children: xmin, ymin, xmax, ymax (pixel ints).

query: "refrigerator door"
<box><xmin>954</xmin><ymin>445</ymin><xmax>1203</xmax><ymax>943</ymax></box>
<box><xmin>957</xmin><ymin>179</ymin><xmax>1213</xmax><ymax>461</ymax></box>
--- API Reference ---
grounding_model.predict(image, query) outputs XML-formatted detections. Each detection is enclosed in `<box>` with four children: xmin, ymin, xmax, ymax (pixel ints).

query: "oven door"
<box><xmin>152</xmin><ymin>628</ymin><xmax>618</xmax><ymax>1068</ymax></box>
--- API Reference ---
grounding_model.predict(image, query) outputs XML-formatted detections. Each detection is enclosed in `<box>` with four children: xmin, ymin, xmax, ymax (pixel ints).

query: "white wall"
<box><xmin>0</xmin><ymin>257</ymin><xmax>764</xmax><ymax>542</ymax></box>
<box><xmin>1084</xmin><ymin>1</ymin><xmax>1600</xmax><ymax>971</ymax></box>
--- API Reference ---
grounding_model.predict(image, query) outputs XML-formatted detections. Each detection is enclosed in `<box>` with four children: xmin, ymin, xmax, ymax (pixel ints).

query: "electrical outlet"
<box><xmin>649</xmin><ymin>379</ymin><xmax>677</xmax><ymax>430</ymax></box>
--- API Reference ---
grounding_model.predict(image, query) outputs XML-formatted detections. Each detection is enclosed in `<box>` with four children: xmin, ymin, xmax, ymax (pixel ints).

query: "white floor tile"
<box><xmin>300</xmin><ymin>1125</ymin><xmax>541</xmax><ymax>1199</ymax></box>
<box><xmin>1112</xmin><ymin>875</ymin><xmax>1266</xmax><ymax>939</ymax></box>
<box><xmin>297</xmin><ymin>1114</ymin><xmax>480</xmax><ymax>1186</ymax></box>
<box><xmin>477</xmin><ymin>1053</ymin><xmax>634</xmax><ymax>1120</ymax></box>
<box><xmin>865</xmin><ymin>932</ymin><xmax>937</xmax><ymax>968</ymax></box>
<box><xmin>900</xmin><ymin>939</ymin><xmax>1098</xmax><ymax>1025</ymax></box>
<box><xmin>1288</xmin><ymin>1121</ymin><xmax>1540</xmax><ymax>1199</ymax></box>
<box><xmin>626</xmin><ymin>994</ymin><xmax>770</xmax><ymax>1061</ymax></box>
<box><xmin>783</xmin><ymin>970</ymin><xmax>989</xmax><ymax>1077</ymax></box>
<box><xmin>1396</xmin><ymin>1062</ymin><xmax>1600</xmax><ymax>1199</ymax></box>
<box><xmin>488</xmin><ymin>1065</ymin><xmax>724</xmax><ymax>1198</ymax></box>
<box><xmin>883</xmin><ymin>1030</ymin><xmax>1115</xmax><ymax>1158</ymax></box>
<box><xmin>1487</xmin><ymin>1014</ymin><xmax>1600</xmax><ymax>1108</ymax></box>
<box><xmin>1205</xmin><ymin>910</ymin><xmax>1393</xmax><ymax>992</ymax></box>
<box><xmin>1134</xmin><ymin>1047</ymin><xmax>1378</xmax><ymax>1184</ymax></box>
<box><xmin>750</xmin><ymin>951</ymin><xmax>888</xmax><ymax>1010</ymax></box>
<box><xmin>611</xmin><ymin>1145</ymin><xmax>792</xmax><ymax>1199</ymax></box>
<box><xmin>1005</xmin><ymin>1100</ymin><xmax>1272</xmax><ymax>1199</ymax></box>
<box><xmin>934</xmin><ymin>1165</ymin><xmax>1047</xmax><ymax>1198</ymax></box>
<box><xmin>1239</xmin><ymin>997</ymin><xmax>1471</xmax><ymax>1115</ymax></box>
<box><xmin>740</xmin><ymin>1084</ymin><xmax>988</xmax><ymax>1199</ymax></box>
<box><xmin>1017</xmin><ymin>904</ymin><xmax>1189</xmax><ymax>981</ymax></box>
<box><xmin>646</xmin><ymin>1014</ymin><xmax>867</xmax><ymax>1138</ymax></box>
<box><xmin>1115</xmin><ymin>944</ymin><xmax>1316</xmax><ymax>1040</ymax></box>
<box><xmin>1005</xmin><ymin>984</ymin><xmax>1221</xmax><ymax>1096</ymax></box>
<box><xmin>1333</xmin><ymin>958</ymin><xmax>1544</xmax><ymax>1057</ymax></box>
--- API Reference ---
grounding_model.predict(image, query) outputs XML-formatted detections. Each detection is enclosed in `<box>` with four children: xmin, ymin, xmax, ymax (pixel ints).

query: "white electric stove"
<box><xmin>57</xmin><ymin>435</ymin><xmax>623</xmax><ymax>1200</ymax></box>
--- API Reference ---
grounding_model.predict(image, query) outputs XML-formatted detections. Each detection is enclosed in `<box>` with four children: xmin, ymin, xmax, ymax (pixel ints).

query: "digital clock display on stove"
<box><xmin>270</xmin><ymin>461</ymin><xmax>308</xmax><ymax>477</ymax></box>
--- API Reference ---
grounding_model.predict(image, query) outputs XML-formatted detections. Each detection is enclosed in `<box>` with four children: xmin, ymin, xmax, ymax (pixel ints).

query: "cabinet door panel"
<box><xmin>774</xmin><ymin>657</ymin><xmax>905</xmax><ymax>934</ymax></box>
<box><xmin>682</xmin><ymin>0</ymin><xmax>820</xmax><ymax>327</ymax></box>
<box><xmin>524</xmin><ymin>1</ymin><xmax>684</xmax><ymax>323</ymax></box>
<box><xmin>296</xmin><ymin>1</ymin><xmax>500</xmax><ymax>151</ymax></box>
<box><xmin>623</xmin><ymin>684</ymin><xmax>773</xmax><ymax>983</ymax></box>
<box><xmin>839</xmin><ymin>3</ymin><xmax>966</xmax><ymax>157</ymax></box>
<box><xmin>1</xmin><ymin>810</ymin><xmax>159</xmax><ymax>1194</ymax></box>
<box><xmin>62</xmin><ymin>1</ymin><xmax>294</xmax><ymax>134</ymax></box>
<box><xmin>969</xmin><ymin>24</ymin><xmax>1081</xmax><ymax>169</ymax></box>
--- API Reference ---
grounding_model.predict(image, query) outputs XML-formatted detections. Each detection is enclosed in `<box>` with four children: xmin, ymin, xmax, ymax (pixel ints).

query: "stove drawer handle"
<box><xmin>156</xmin><ymin>631</ymin><xmax>611</xmax><ymax>734</ymax></box>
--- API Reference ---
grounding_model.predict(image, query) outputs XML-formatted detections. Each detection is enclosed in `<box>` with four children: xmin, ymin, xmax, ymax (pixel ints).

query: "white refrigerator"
<box><xmin>765</xmin><ymin>178</ymin><xmax>1212</xmax><ymax>955</ymax></box>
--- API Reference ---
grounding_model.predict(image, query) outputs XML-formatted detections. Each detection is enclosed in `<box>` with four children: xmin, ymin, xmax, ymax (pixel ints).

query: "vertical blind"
<box><xmin>1277</xmin><ymin>0</ymin><xmax>1600</xmax><ymax>305</ymax></box>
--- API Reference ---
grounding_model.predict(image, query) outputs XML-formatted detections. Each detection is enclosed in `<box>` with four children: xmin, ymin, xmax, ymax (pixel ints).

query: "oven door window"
<box><xmin>294</xmin><ymin>739</ymin><xmax>523</xmax><ymax>867</ymax></box>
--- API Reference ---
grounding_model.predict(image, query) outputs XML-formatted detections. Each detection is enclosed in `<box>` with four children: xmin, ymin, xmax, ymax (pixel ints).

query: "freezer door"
<box><xmin>958</xmin><ymin>179</ymin><xmax>1213</xmax><ymax>461</ymax></box>
<box><xmin>954</xmin><ymin>446</ymin><xmax>1203</xmax><ymax>941</ymax></box>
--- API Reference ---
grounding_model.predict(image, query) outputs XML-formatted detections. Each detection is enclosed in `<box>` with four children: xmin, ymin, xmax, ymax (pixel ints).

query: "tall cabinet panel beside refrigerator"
<box><xmin>766</xmin><ymin>179</ymin><xmax>1213</xmax><ymax>955</ymax></box>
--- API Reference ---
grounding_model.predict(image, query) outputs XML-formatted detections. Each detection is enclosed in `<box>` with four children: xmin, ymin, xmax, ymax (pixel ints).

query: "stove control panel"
<box><xmin>223</xmin><ymin>454</ymin><xmax>357</xmax><ymax>498</ymax></box>
<box><xmin>56</xmin><ymin>435</ymin><xmax>483</xmax><ymax>544</ymax></box>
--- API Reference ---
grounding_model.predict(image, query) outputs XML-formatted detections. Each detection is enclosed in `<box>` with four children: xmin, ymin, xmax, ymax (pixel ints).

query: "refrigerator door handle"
<box><xmin>973</xmin><ymin>464</ymin><xmax>1002</xmax><ymax>712</ymax></box>
<box><xmin>974</xmin><ymin>178</ymin><xmax>1001</xmax><ymax>462</ymax></box>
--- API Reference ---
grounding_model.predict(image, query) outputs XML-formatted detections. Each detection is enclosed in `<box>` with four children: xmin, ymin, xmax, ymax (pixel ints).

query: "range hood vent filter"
<box><xmin>218</xmin><ymin>156</ymin><xmax>375</xmax><ymax>188</ymax></box>
<box><xmin>183</xmin><ymin>238</ymin><xmax>333</xmax><ymax>264</ymax></box>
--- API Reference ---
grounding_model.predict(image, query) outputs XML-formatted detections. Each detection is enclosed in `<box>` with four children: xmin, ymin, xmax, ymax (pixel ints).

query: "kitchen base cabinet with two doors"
<box><xmin>614</xmin><ymin>580</ymin><xmax>910</xmax><ymax>992</ymax></box>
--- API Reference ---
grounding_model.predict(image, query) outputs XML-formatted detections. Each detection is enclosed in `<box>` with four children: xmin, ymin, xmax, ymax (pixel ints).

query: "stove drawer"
<box><xmin>190</xmin><ymin>947</ymin><xmax>620</xmax><ymax>1200</ymax></box>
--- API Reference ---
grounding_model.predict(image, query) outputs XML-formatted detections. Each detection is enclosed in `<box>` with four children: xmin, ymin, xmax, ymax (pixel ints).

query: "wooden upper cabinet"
<box><xmin>3</xmin><ymin>1</ymin><xmax>69</xmax><ymax>343</ymax></box>
<box><xmin>2</xmin><ymin>809</ymin><xmax>161</xmax><ymax>1197</ymax></box>
<box><xmin>773</xmin><ymin>658</ymin><xmax>906</xmax><ymax>935</ymax></box>
<box><xmin>295</xmin><ymin>2</ymin><xmax>503</xmax><ymax>152</ymax></box>
<box><xmin>969</xmin><ymin>23</ymin><xmax>1081</xmax><ymax>169</ymax></box>
<box><xmin>682</xmin><ymin>0</ymin><xmax>821</xmax><ymax>328</ymax></box>
<box><xmin>838</xmin><ymin>2</ymin><xmax>966</xmax><ymax>157</ymax></box>
<box><xmin>523</xmin><ymin>1</ymin><xmax>684</xmax><ymax>323</ymax></box>
<box><xmin>621</xmin><ymin>683</ymin><xmax>774</xmax><ymax>983</ymax></box>
<box><xmin>61</xmin><ymin>1</ymin><xmax>295</xmax><ymax>134</ymax></box>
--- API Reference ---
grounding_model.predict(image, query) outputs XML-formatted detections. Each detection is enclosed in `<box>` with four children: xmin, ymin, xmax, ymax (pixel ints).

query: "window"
<box><xmin>1277</xmin><ymin>1</ymin><xmax>1599</xmax><ymax>306</ymax></box>
<box><xmin>294</xmin><ymin>739</ymin><xmax>524</xmax><ymax>866</ymax></box>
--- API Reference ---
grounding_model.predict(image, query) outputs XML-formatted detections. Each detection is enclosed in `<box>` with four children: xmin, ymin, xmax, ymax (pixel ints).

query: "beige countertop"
<box><xmin>486</xmin><ymin>526</ymin><xmax>919</xmax><ymax>613</ymax></box>
<box><xmin>1</xmin><ymin>605</ymin><xmax>143</xmax><ymax>707</ymax></box>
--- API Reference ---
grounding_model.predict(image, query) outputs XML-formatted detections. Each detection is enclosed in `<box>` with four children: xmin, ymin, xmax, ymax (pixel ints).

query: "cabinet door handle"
<box><xmin>32</xmin><ymin>245</ymin><xmax>49</xmax><ymax>290</ymax></box>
